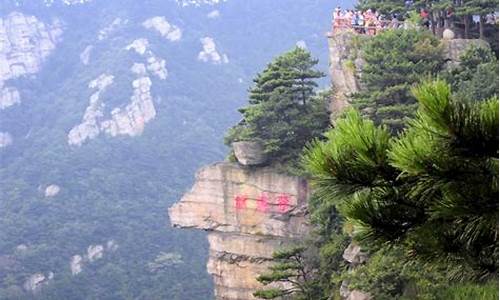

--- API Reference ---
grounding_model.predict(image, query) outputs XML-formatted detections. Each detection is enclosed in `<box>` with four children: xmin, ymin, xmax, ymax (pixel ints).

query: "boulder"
<box><xmin>442</xmin><ymin>28</ymin><xmax>455</xmax><ymax>40</ymax></box>
<box><xmin>232</xmin><ymin>140</ymin><xmax>268</xmax><ymax>166</ymax></box>
<box><xmin>342</xmin><ymin>242</ymin><xmax>368</xmax><ymax>266</ymax></box>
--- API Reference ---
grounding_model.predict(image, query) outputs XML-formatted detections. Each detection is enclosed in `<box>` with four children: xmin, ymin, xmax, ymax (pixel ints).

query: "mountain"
<box><xmin>0</xmin><ymin>0</ymin><xmax>355</xmax><ymax>299</ymax></box>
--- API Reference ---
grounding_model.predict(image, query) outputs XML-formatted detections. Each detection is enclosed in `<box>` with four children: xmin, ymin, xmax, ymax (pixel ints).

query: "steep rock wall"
<box><xmin>327</xmin><ymin>31</ymin><xmax>491</xmax><ymax>117</ymax></box>
<box><xmin>327</xmin><ymin>32</ymin><xmax>363</xmax><ymax>119</ymax></box>
<box><xmin>169</xmin><ymin>162</ymin><xmax>309</xmax><ymax>300</ymax></box>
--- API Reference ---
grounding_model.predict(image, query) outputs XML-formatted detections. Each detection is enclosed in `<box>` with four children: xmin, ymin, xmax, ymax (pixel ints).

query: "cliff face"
<box><xmin>327</xmin><ymin>32</ymin><xmax>363</xmax><ymax>118</ymax></box>
<box><xmin>326</xmin><ymin>31</ymin><xmax>490</xmax><ymax>117</ymax></box>
<box><xmin>0</xmin><ymin>12</ymin><xmax>62</xmax><ymax>110</ymax></box>
<box><xmin>169</xmin><ymin>162</ymin><xmax>309</xmax><ymax>300</ymax></box>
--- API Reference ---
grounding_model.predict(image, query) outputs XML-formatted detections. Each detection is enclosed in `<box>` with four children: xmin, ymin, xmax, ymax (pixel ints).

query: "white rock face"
<box><xmin>126</xmin><ymin>38</ymin><xmax>149</xmax><ymax>55</ymax></box>
<box><xmin>146</xmin><ymin>56</ymin><xmax>167</xmax><ymax>79</ymax></box>
<box><xmin>98</xmin><ymin>18</ymin><xmax>126</xmax><ymax>40</ymax></box>
<box><xmin>87</xmin><ymin>244</ymin><xmax>104</xmax><ymax>262</ymax></box>
<box><xmin>80</xmin><ymin>45</ymin><xmax>93</xmax><ymax>65</ymax></box>
<box><xmin>207</xmin><ymin>10</ymin><xmax>220</xmax><ymax>18</ymax></box>
<box><xmin>100</xmin><ymin>76</ymin><xmax>156</xmax><ymax>137</ymax></box>
<box><xmin>23</xmin><ymin>273</ymin><xmax>51</xmax><ymax>292</ymax></box>
<box><xmin>126</xmin><ymin>39</ymin><xmax>168</xmax><ymax>79</ymax></box>
<box><xmin>68</xmin><ymin>74</ymin><xmax>114</xmax><ymax>146</ymax></box>
<box><xmin>177</xmin><ymin>0</ymin><xmax>227</xmax><ymax>6</ymax></box>
<box><xmin>68</xmin><ymin>72</ymin><xmax>158</xmax><ymax>146</ymax></box>
<box><xmin>0</xmin><ymin>12</ymin><xmax>62</xmax><ymax>109</ymax></box>
<box><xmin>142</xmin><ymin>17</ymin><xmax>182</xmax><ymax>41</ymax></box>
<box><xmin>70</xmin><ymin>255</ymin><xmax>83</xmax><ymax>275</ymax></box>
<box><xmin>44</xmin><ymin>184</ymin><xmax>61</xmax><ymax>197</ymax></box>
<box><xmin>198</xmin><ymin>37</ymin><xmax>228</xmax><ymax>64</ymax></box>
<box><xmin>131</xmin><ymin>63</ymin><xmax>147</xmax><ymax>75</ymax></box>
<box><xmin>0</xmin><ymin>85</ymin><xmax>20</xmax><ymax>109</ymax></box>
<box><xmin>0</xmin><ymin>132</ymin><xmax>13</xmax><ymax>148</ymax></box>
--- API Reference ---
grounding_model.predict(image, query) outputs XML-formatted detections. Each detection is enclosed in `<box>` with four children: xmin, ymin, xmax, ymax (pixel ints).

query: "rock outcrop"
<box><xmin>0</xmin><ymin>12</ymin><xmax>62</xmax><ymax>109</ymax></box>
<box><xmin>327</xmin><ymin>32</ymin><xmax>363</xmax><ymax>118</ymax></box>
<box><xmin>232</xmin><ymin>141</ymin><xmax>267</xmax><ymax>166</ymax></box>
<box><xmin>169</xmin><ymin>162</ymin><xmax>309</xmax><ymax>300</ymax></box>
<box><xmin>44</xmin><ymin>184</ymin><xmax>61</xmax><ymax>197</ymax></box>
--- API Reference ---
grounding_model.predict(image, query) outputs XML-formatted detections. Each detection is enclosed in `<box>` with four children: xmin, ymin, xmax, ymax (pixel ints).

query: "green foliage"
<box><xmin>352</xmin><ymin>29</ymin><xmax>443</xmax><ymax>133</ymax></box>
<box><xmin>437</xmin><ymin>280</ymin><xmax>499</xmax><ymax>300</ymax></box>
<box><xmin>225</xmin><ymin>47</ymin><xmax>330</xmax><ymax>169</ymax></box>
<box><xmin>443</xmin><ymin>45</ymin><xmax>499</xmax><ymax>102</ymax></box>
<box><xmin>303</xmin><ymin>80</ymin><xmax>498</xmax><ymax>298</ymax></box>
<box><xmin>254</xmin><ymin>246</ymin><xmax>322</xmax><ymax>300</ymax></box>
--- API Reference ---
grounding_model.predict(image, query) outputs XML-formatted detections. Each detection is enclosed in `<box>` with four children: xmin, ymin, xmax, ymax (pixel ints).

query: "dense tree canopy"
<box><xmin>303</xmin><ymin>80</ymin><xmax>498</xmax><ymax>298</ymax></box>
<box><xmin>352</xmin><ymin>29</ymin><xmax>443</xmax><ymax>133</ymax></box>
<box><xmin>225</xmin><ymin>47</ymin><xmax>330</xmax><ymax>170</ymax></box>
<box><xmin>445</xmin><ymin>45</ymin><xmax>499</xmax><ymax>102</ymax></box>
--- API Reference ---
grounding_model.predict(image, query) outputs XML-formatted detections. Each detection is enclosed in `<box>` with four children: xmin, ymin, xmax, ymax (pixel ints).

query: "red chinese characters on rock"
<box><xmin>256</xmin><ymin>193</ymin><xmax>270</xmax><ymax>213</ymax></box>
<box><xmin>233</xmin><ymin>193</ymin><xmax>292</xmax><ymax>214</ymax></box>
<box><xmin>277</xmin><ymin>194</ymin><xmax>291</xmax><ymax>213</ymax></box>
<box><xmin>234</xmin><ymin>195</ymin><xmax>247</xmax><ymax>210</ymax></box>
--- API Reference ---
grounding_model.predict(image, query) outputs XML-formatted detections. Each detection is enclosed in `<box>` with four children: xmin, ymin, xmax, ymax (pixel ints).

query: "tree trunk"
<box><xmin>479</xmin><ymin>15</ymin><xmax>485</xmax><ymax>39</ymax></box>
<box><xmin>464</xmin><ymin>15</ymin><xmax>470</xmax><ymax>39</ymax></box>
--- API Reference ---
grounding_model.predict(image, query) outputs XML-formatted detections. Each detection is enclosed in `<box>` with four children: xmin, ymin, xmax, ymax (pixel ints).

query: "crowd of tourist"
<box><xmin>332</xmin><ymin>7</ymin><xmax>403</xmax><ymax>35</ymax></box>
<box><xmin>332</xmin><ymin>6</ymin><xmax>499</xmax><ymax>36</ymax></box>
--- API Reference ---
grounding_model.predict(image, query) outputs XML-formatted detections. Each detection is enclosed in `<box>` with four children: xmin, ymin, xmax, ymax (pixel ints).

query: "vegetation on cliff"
<box><xmin>352</xmin><ymin>29</ymin><xmax>443</xmax><ymax>133</ymax></box>
<box><xmin>303</xmin><ymin>80</ymin><xmax>498</xmax><ymax>299</ymax></box>
<box><xmin>225</xmin><ymin>47</ymin><xmax>330</xmax><ymax>171</ymax></box>
<box><xmin>252</xmin><ymin>35</ymin><xmax>498</xmax><ymax>300</ymax></box>
<box><xmin>444</xmin><ymin>45</ymin><xmax>499</xmax><ymax>102</ymax></box>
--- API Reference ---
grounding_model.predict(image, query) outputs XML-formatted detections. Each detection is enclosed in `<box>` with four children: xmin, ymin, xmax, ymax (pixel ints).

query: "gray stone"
<box><xmin>347</xmin><ymin>290</ymin><xmax>372</xmax><ymax>300</ymax></box>
<box><xmin>343</xmin><ymin>242</ymin><xmax>368</xmax><ymax>266</ymax></box>
<box><xmin>327</xmin><ymin>32</ymin><xmax>363</xmax><ymax>119</ymax></box>
<box><xmin>442</xmin><ymin>38</ymin><xmax>490</xmax><ymax>67</ymax></box>
<box><xmin>232</xmin><ymin>141</ymin><xmax>267</xmax><ymax>166</ymax></box>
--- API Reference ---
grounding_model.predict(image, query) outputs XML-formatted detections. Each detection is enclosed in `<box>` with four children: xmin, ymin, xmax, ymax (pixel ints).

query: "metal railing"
<box><xmin>328</xmin><ymin>20</ymin><xmax>407</xmax><ymax>36</ymax></box>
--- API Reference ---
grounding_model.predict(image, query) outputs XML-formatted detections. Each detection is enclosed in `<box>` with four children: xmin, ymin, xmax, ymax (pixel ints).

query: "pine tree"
<box><xmin>303</xmin><ymin>80</ymin><xmax>498</xmax><ymax>281</ymax></box>
<box><xmin>253</xmin><ymin>246</ymin><xmax>320</xmax><ymax>300</ymax></box>
<box><xmin>351</xmin><ymin>29</ymin><xmax>443</xmax><ymax>133</ymax></box>
<box><xmin>444</xmin><ymin>45</ymin><xmax>499</xmax><ymax>102</ymax></box>
<box><xmin>225</xmin><ymin>47</ymin><xmax>329</xmax><ymax>168</ymax></box>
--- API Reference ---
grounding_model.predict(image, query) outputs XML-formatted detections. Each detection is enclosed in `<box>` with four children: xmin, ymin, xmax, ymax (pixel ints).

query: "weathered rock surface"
<box><xmin>342</xmin><ymin>242</ymin><xmax>367</xmax><ymax>266</ymax></box>
<box><xmin>327</xmin><ymin>32</ymin><xmax>363</xmax><ymax>118</ymax></box>
<box><xmin>142</xmin><ymin>16</ymin><xmax>182</xmax><ymax>41</ymax></box>
<box><xmin>0</xmin><ymin>12</ymin><xmax>62</xmax><ymax>109</ymax></box>
<box><xmin>169</xmin><ymin>162</ymin><xmax>309</xmax><ymax>300</ymax></box>
<box><xmin>442</xmin><ymin>38</ymin><xmax>490</xmax><ymax>67</ymax></box>
<box><xmin>23</xmin><ymin>272</ymin><xmax>53</xmax><ymax>292</ymax></box>
<box><xmin>232</xmin><ymin>141</ymin><xmax>267</xmax><ymax>166</ymax></box>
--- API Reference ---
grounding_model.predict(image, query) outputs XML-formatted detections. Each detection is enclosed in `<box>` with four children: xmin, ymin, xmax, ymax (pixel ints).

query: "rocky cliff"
<box><xmin>169</xmin><ymin>162</ymin><xmax>309</xmax><ymax>300</ymax></box>
<box><xmin>326</xmin><ymin>32</ymin><xmax>363</xmax><ymax>119</ymax></box>
<box><xmin>0</xmin><ymin>12</ymin><xmax>62</xmax><ymax>110</ymax></box>
<box><xmin>326</xmin><ymin>31</ymin><xmax>490</xmax><ymax>117</ymax></box>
